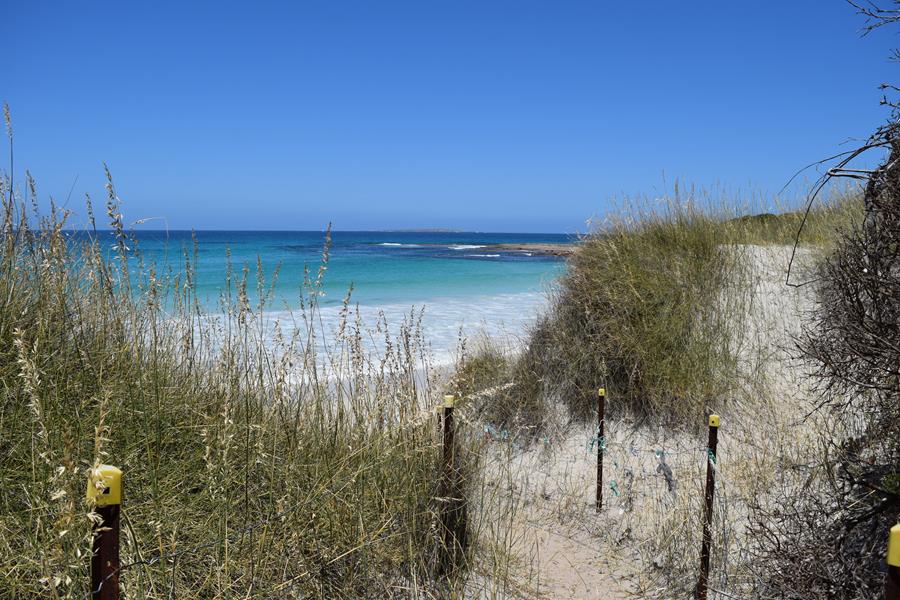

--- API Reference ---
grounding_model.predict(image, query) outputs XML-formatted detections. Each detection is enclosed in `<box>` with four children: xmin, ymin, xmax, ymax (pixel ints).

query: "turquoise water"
<box><xmin>117</xmin><ymin>230</ymin><xmax>570</xmax><ymax>308</ymax></box>
<box><xmin>87</xmin><ymin>230</ymin><xmax>571</xmax><ymax>362</ymax></box>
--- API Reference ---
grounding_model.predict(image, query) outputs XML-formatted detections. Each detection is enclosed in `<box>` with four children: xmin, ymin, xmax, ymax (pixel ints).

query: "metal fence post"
<box><xmin>442</xmin><ymin>395</ymin><xmax>456</xmax><ymax>520</ymax></box>
<box><xmin>88</xmin><ymin>464</ymin><xmax>122</xmax><ymax>600</ymax></box>
<box><xmin>695</xmin><ymin>414</ymin><xmax>719</xmax><ymax>600</ymax></box>
<box><xmin>438</xmin><ymin>394</ymin><xmax>466</xmax><ymax>575</ymax></box>
<box><xmin>596</xmin><ymin>387</ymin><xmax>605</xmax><ymax>512</ymax></box>
<box><xmin>887</xmin><ymin>524</ymin><xmax>900</xmax><ymax>600</ymax></box>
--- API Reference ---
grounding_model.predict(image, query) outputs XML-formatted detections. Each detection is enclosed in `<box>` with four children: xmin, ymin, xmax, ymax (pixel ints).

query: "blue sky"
<box><xmin>5</xmin><ymin>1</ymin><xmax>896</xmax><ymax>232</ymax></box>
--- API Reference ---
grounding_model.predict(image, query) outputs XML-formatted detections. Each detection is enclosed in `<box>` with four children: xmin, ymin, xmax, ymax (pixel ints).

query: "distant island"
<box><xmin>378</xmin><ymin>228</ymin><xmax>472</xmax><ymax>233</ymax></box>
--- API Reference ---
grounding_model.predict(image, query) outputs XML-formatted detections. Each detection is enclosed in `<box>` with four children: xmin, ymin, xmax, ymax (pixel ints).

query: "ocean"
<box><xmin>102</xmin><ymin>230</ymin><xmax>572</xmax><ymax>363</ymax></box>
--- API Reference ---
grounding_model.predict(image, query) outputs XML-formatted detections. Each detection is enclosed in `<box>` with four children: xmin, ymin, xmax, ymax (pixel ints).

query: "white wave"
<box><xmin>470</xmin><ymin>254</ymin><xmax>501</xmax><ymax>258</ymax></box>
<box><xmin>378</xmin><ymin>242</ymin><xmax>422</xmax><ymax>247</ymax></box>
<box><xmin>449</xmin><ymin>244</ymin><xmax>486</xmax><ymax>250</ymax></box>
<box><xmin>224</xmin><ymin>291</ymin><xmax>551</xmax><ymax>368</ymax></box>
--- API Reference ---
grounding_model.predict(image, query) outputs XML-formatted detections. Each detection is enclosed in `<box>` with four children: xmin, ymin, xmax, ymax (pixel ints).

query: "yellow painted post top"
<box><xmin>597</xmin><ymin>388</ymin><xmax>606</xmax><ymax>397</ymax></box>
<box><xmin>889</xmin><ymin>524</ymin><xmax>900</xmax><ymax>567</ymax></box>
<box><xmin>708</xmin><ymin>414</ymin><xmax>720</xmax><ymax>428</ymax></box>
<box><xmin>443</xmin><ymin>395</ymin><xmax>456</xmax><ymax>409</ymax></box>
<box><xmin>87</xmin><ymin>465</ymin><xmax>122</xmax><ymax>506</ymax></box>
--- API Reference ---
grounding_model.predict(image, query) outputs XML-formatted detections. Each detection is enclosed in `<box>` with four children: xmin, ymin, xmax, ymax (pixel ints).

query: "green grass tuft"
<box><xmin>506</xmin><ymin>189</ymin><xmax>862</xmax><ymax>427</ymax></box>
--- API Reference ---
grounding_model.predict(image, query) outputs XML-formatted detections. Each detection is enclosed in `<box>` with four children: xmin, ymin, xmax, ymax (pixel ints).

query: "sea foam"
<box><xmin>250</xmin><ymin>290</ymin><xmax>550</xmax><ymax>367</ymax></box>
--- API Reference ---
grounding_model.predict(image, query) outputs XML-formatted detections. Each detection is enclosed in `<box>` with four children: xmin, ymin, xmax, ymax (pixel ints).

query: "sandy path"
<box><xmin>468</xmin><ymin>244</ymin><xmax>820</xmax><ymax>599</ymax></box>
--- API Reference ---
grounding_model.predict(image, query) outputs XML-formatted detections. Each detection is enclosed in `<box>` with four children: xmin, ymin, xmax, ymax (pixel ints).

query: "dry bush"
<box><xmin>749</xmin><ymin>133</ymin><xmax>900</xmax><ymax>599</ymax></box>
<box><xmin>744</xmin><ymin>6</ymin><xmax>900</xmax><ymax>596</ymax></box>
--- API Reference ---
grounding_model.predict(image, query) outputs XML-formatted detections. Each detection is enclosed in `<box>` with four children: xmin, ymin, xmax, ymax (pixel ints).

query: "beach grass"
<box><xmin>442</xmin><ymin>189</ymin><xmax>865</xmax><ymax>599</ymax></box>
<box><xmin>0</xmin><ymin>129</ymin><xmax>867</xmax><ymax>599</ymax></box>
<box><xmin>0</xmin><ymin>165</ymin><xmax>517</xmax><ymax>597</ymax></box>
<box><xmin>470</xmin><ymin>187</ymin><xmax>863</xmax><ymax>429</ymax></box>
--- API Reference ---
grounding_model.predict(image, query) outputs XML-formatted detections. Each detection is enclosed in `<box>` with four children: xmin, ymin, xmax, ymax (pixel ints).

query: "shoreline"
<box><xmin>188</xmin><ymin>289</ymin><xmax>551</xmax><ymax>368</ymax></box>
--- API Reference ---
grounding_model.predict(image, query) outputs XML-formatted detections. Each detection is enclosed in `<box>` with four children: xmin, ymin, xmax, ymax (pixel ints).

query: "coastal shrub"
<box><xmin>0</xmin><ymin>156</ymin><xmax>482</xmax><ymax>596</ymax></box>
<box><xmin>749</xmin><ymin>136</ymin><xmax>900</xmax><ymax>600</ymax></box>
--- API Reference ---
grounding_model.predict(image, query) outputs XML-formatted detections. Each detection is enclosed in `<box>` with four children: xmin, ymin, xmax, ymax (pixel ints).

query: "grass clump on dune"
<box><xmin>511</xmin><ymin>189</ymin><xmax>861</xmax><ymax>427</ymax></box>
<box><xmin>0</xmin><ymin>166</ymin><xmax>477</xmax><ymax>597</ymax></box>
<box><xmin>523</xmin><ymin>196</ymin><xmax>744</xmax><ymax>425</ymax></box>
<box><xmin>449</xmin><ymin>336</ymin><xmax>547</xmax><ymax>434</ymax></box>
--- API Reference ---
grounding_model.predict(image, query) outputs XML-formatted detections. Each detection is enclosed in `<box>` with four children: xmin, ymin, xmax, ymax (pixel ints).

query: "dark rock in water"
<box><xmin>484</xmin><ymin>243</ymin><xmax>576</xmax><ymax>257</ymax></box>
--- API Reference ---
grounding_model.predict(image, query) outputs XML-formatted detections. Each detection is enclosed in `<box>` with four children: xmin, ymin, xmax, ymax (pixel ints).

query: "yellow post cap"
<box><xmin>889</xmin><ymin>523</ymin><xmax>900</xmax><ymax>567</ymax></box>
<box><xmin>598</xmin><ymin>388</ymin><xmax>606</xmax><ymax>397</ymax></box>
<box><xmin>87</xmin><ymin>465</ymin><xmax>122</xmax><ymax>506</ymax></box>
<box><xmin>443</xmin><ymin>395</ymin><xmax>456</xmax><ymax>409</ymax></box>
<box><xmin>708</xmin><ymin>414</ymin><xmax>720</xmax><ymax>428</ymax></box>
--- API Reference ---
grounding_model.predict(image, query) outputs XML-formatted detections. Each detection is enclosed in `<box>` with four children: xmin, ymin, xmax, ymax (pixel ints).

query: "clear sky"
<box><xmin>5</xmin><ymin>1</ymin><xmax>897</xmax><ymax>232</ymax></box>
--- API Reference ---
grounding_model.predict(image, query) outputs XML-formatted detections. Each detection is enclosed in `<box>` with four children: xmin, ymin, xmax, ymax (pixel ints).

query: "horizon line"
<box><xmin>62</xmin><ymin>228</ymin><xmax>581</xmax><ymax>236</ymax></box>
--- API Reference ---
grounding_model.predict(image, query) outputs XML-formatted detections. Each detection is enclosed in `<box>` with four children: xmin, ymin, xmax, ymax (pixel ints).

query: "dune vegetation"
<box><xmin>0</xmin><ymin>151</ymin><xmax>508</xmax><ymax>596</ymax></box>
<box><xmin>457</xmin><ymin>189</ymin><xmax>862</xmax><ymax>430</ymax></box>
<box><xmin>0</xmin><ymin>95</ymin><xmax>891</xmax><ymax>600</ymax></box>
<box><xmin>446</xmin><ymin>189</ymin><xmax>875</xmax><ymax>598</ymax></box>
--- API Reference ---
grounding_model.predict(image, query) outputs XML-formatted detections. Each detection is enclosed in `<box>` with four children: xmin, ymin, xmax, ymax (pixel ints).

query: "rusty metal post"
<box><xmin>442</xmin><ymin>395</ymin><xmax>455</xmax><ymax>519</ymax></box>
<box><xmin>887</xmin><ymin>524</ymin><xmax>900</xmax><ymax>600</ymax></box>
<box><xmin>695</xmin><ymin>415</ymin><xmax>719</xmax><ymax>600</ymax></box>
<box><xmin>88</xmin><ymin>465</ymin><xmax>122</xmax><ymax>600</ymax></box>
<box><xmin>596</xmin><ymin>388</ymin><xmax>605</xmax><ymax>512</ymax></box>
<box><xmin>438</xmin><ymin>394</ymin><xmax>467</xmax><ymax>575</ymax></box>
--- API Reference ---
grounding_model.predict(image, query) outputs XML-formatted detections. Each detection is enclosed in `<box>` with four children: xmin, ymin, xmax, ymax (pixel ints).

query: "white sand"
<box><xmin>465</xmin><ymin>245</ymin><xmax>823</xmax><ymax>599</ymax></box>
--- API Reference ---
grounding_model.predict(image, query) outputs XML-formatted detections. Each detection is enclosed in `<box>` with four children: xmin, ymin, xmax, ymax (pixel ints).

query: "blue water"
<box><xmin>112</xmin><ymin>230</ymin><xmax>570</xmax><ymax>309</ymax></box>
<box><xmin>79</xmin><ymin>230</ymin><xmax>571</xmax><ymax>362</ymax></box>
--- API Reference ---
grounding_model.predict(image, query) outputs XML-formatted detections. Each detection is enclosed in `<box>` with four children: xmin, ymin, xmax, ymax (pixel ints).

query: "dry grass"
<box><xmin>503</xmin><ymin>188</ymin><xmax>862</xmax><ymax>428</ymax></box>
<box><xmin>447</xmin><ymin>190</ymin><xmax>865</xmax><ymax>598</ymax></box>
<box><xmin>0</xmin><ymin>104</ymin><xmax>869</xmax><ymax>600</ymax></box>
<box><xmin>456</xmin><ymin>244</ymin><xmax>838</xmax><ymax>599</ymax></box>
<box><xmin>0</xmin><ymin>156</ymin><xmax>530</xmax><ymax>597</ymax></box>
